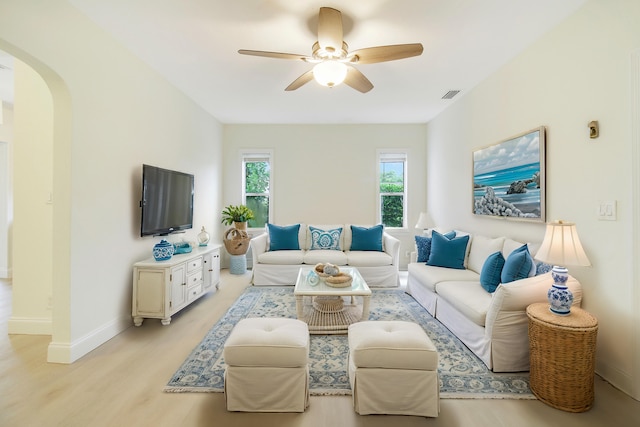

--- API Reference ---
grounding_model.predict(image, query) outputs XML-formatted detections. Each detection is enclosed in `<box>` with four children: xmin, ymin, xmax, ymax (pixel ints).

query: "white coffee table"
<box><xmin>294</xmin><ymin>266</ymin><xmax>372</xmax><ymax>334</ymax></box>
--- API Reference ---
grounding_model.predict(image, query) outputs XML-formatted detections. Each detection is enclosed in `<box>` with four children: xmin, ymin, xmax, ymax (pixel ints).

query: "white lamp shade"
<box><xmin>313</xmin><ymin>61</ymin><xmax>347</xmax><ymax>87</ymax></box>
<box><xmin>534</xmin><ymin>220</ymin><xmax>591</xmax><ymax>267</ymax></box>
<box><xmin>415</xmin><ymin>212</ymin><xmax>434</xmax><ymax>229</ymax></box>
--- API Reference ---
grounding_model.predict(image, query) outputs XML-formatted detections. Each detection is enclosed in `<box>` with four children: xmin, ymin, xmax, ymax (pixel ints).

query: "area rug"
<box><xmin>164</xmin><ymin>287</ymin><xmax>534</xmax><ymax>399</ymax></box>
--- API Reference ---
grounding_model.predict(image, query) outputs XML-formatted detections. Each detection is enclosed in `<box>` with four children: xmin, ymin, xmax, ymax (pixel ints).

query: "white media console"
<box><xmin>132</xmin><ymin>245</ymin><xmax>221</xmax><ymax>326</ymax></box>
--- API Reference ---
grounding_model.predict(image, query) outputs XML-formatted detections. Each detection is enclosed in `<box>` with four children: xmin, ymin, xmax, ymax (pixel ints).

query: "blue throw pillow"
<box><xmin>535</xmin><ymin>261</ymin><xmax>553</xmax><ymax>276</ymax></box>
<box><xmin>480</xmin><ymin>251</ymin><xmax>506</xmax><ymax>293</ymax></box>
<box><xmin>350</xmin><ymin>224</ymin><xmax>383</xmax><ymax>251</ymax></box>
<box><xmin>426</xmin><ymin>230</ymin><xmax>469</xmax><ymax>270</ymax></box>
<box><xmin>310</xmin><ymin>226</ymin><xmax>342</xmax><ymax>250</ymax></box>
<box><xmin>415</xmin><ymin>231</ymin><xmax>456</xmax><ymax>263</ymax></box>
<box><xmin>267</xmin><ymin>223</ymin><xmax>300</xmax><ymax>251</ymax></box>
<box><xmin>415</xmin><ymin>236</ymin><xmax>432</xmax><ymax>262</ymax></box>
<box><xmin>501</xmin><ymin>244</ymin><xmax>534</xmax><ymax>283</ymax></box>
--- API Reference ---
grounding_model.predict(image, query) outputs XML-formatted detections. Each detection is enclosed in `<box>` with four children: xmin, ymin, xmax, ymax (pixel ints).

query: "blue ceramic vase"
<box><xmin>153</xmin><ymin>239</ymin><xmax>174</xmax><ymax>261</ymax></box>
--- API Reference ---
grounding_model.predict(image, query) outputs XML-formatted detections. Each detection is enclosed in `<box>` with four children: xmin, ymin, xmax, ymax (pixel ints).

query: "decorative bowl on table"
<box><xmin>314</xmin><ymin>262</ymin><xmax>340</xmax><ymax>278</ymax></box>
<box><xmin>325</xmin><ymin>273</ymin><xmax>353</xmax><ymax>288</ymax></box>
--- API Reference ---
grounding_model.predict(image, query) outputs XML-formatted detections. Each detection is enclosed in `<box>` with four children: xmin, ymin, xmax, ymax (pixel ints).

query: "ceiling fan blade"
<box><xmin>317</xmin><ymin>7</ymin><xmax>343</xmax><ymax>53</ymax></box>
<box><xmin>348</xmin><ymin>43</ymin><xmax>424</xmax><ymax>64</ymax></box>
<box><xmin>285</xmin><ymin>70</ymin><xmax>314</xmax><ymax>91</ymax></box>
<box><xmin>238</xmin><ymin>49</ymin><xmax>310</xmax><ymax>61</ymax></box>
<box><xmin>344</xmin><ymin>65</ymin><xmax>373</xmax><ymax>93</ymax></box>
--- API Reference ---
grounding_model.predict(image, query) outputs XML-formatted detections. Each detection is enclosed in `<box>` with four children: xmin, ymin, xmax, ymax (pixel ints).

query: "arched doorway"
<box><xmin>0</xmin><ymin>41</ymin><xmax>73</xmax><ymax>363</ymax></box>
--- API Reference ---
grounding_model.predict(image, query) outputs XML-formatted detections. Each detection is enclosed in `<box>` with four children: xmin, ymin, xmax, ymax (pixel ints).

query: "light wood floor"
<box><xmin>1</xmin><ymin>271</ymin><xmax>639</xmax><ymax>427</ymax></box>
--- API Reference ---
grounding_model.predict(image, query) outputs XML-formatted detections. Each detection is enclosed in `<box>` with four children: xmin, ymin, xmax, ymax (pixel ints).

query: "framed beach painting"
<box><xmin>473</xmin><ymin>126</ymin><xmax>546</xmax><ymax>222</ymax></box>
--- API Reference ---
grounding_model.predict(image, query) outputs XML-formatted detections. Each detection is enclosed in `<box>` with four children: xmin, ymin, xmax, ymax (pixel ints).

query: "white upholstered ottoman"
<box><xmin>223</xmin><ymin>317</ymin><xmax>310</xmax><ymax>412</ymax></box>
<box><xmin>348</xmin><ymin>321</ymin><xmax>439</xmax><ymax>417</ymax></box>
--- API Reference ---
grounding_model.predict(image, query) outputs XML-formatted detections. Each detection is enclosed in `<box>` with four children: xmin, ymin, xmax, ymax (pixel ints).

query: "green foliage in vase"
<box><xmin>221</xmin><ymin>204</ymin><xmax>255</xmax><ymax>226</ymax></box>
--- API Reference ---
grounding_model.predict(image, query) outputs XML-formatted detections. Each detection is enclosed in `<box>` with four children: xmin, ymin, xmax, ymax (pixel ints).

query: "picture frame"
<box><xmin>473</xmin><ymin>126</ymin><xmax>546</xmax><ymax>222</ymax></box>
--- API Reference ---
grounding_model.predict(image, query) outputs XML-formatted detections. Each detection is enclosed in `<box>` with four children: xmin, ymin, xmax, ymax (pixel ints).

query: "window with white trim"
<box><xmin>242</xmin><ymin>151</ymin><xmax>272</xmax><ymax>228</ymax></box>
<box><xmin>378</xmin><ymin>151</ymin><xmax>407</xmax><ymax>228</ymax></box>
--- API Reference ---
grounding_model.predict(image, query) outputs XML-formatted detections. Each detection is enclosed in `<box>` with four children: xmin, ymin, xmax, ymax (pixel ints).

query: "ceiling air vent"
<box><xmin>442</xmin><ymin>90</ymin><xmax>461</xmax><ymax>100</ymax></box>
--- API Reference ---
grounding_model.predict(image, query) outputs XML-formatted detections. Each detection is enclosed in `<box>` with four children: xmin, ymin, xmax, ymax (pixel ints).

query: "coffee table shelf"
<box><xmin>294</xmin><ymin>267</ymin><xmax>371</xmax><ymax>334</ymax></box>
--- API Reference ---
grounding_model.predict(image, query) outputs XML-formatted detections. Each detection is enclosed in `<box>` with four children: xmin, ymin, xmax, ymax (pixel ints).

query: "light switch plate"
<box><xmin>597</xmin><ymin>200</ymin><xmax>617</xmax><ymax>221</ymax></box>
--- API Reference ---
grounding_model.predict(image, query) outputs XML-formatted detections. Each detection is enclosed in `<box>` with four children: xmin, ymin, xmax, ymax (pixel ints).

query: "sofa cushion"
<box><xmin>503</xmin><ymin>238</ymin><xmax>540</xmax><ymax>260</ymax></box>
<box><xmin>435</xmin><ymin>281</ymin><xmax>492</xmax><ymax>327</ymax></box>
<box><xmin>309</xmin><ymin>226</ymin><xmax>342</xmax><ymax>250</ymax></box>
<box><xmin>453</xmin><ymin>230</ymin><xmax>474</xmax><ymax>268</ymax></box>
<box><xmin>407</xmin><ymin>263</ymin><xmax>480</xmax><ymax>292</ymax></box>
<box><xmin>268</xmin><ymin>223</ymin><xmax>301</xmax><ymax>251</ymax></box>
<box><xmin>427</xmin><ymin>231</ymin><xmax>469</xmax><ymax>269</ymax></box>
<box><xmin>468</xmin><ymin>236</ymin><xmax>505</xmax><ymax>274</ymax></box>
<box><xmin>347</xmin><ymin>250</ymin><xmax>393</xmax><ymax>267</ymax></box>
<box><xmin>303</xmin><ymin>250</ymin><xmax>348</xmax><ymax>266</ymax></box>
<box><xmin>480</xmin><ymin>251</ymin><xmax>505</xmax><ymax>293</ymax></box>
<box><xmin>258</xmin><ymin>250</ymin><xmax>305</xmax><ymax>265</ymax></box>
<box><xmin>501</xmin><ymin>244</ymin><xmax>535</xmax><ymax>283</ymax></box>
<box><xmin>350</xmin><ymin>224</ymin><xmax>383</xmax><ymax>251</ymax></box>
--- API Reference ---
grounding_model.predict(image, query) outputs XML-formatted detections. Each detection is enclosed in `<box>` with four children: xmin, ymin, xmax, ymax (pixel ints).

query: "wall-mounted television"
<box><xmin>140</xmin><ymin>164</ymin><xmax>194</xmax><ymax>237</ymax></box>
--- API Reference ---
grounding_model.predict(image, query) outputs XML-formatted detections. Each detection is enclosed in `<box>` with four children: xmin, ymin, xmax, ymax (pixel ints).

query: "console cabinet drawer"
<box><xmin>187</xmin><ymin>256</ymin><xmax>203</xmax><ymax>273</ymax></box>
<box><xmin>187</xmin><ymin>270</ymin><xmax>203</xmax><ymax>287</ymax></box>
<box><xmin>187</xmin><ymin>284</ymin><xmax>203</xmax><ymax>302</ymax></box>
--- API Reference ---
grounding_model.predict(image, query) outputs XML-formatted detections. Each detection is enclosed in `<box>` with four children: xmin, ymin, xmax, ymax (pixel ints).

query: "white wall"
<box><xmin>426</xmin><ymin>0</ymin><xmax>640</xmax><ymax>398</ymax></box>
<box><xmin>9</xmin><ymin>60</ymin><xmax>53</xmax><ymax>334</ymax></box>
<box><xmin>223</xmin><ymin>124</ymin><xmax>427</xmax><ymax>268</ymax></box>
<box><xmin>0</xmin><ymin>102</ymin><xmax>12</xmax><ymax>278</ymax></box>
<box><xmin>0</xmin><ymin>0</ymin><xmax>224</xmax><ymax>362</ymax></box>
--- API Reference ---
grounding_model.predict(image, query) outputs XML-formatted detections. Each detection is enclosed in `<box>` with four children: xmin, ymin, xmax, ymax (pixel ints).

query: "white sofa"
<box><xmin>250</xmin><ymin>224</ymin><xmax>401</xmax><ymax>287</ymax></box>
<box><xmin>406</xmin><ymin>230</ymin><xmax>583</xmax><ymax>373</ymax></box>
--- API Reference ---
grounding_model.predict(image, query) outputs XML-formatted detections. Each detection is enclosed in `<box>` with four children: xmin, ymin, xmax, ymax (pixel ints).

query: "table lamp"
<box><xmin>534</xmin><ymin>220</ymin><xmax>591</xmax><ymax>316</ymax></box>
<box><xmin>415</xmin><ymin>212</ymin><xmax>434</xmax><ymax>234</ymax></box>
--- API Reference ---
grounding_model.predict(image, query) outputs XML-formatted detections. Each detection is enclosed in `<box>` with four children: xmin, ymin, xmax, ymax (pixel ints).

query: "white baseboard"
<box><xmin>7</xmin><ymin>316</ymin><xmax>52</xmax><ymax>335</ymax></box>
<box><xmin>47</xmin><ymin>315</ymin><xmax>131</xmax><ymax>364</ymax></box>
<box><xmin>596</xmin><ymin>360</ymin><xmax>635</xmax><ymax>400</ymax></box>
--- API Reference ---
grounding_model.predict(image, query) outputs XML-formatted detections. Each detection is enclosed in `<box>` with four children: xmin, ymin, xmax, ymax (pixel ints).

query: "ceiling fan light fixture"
<box><xmin>313</xmin><ymin>60</ymin><xmax>348</xmax><ymax>87</ymax></box>
<box><xmin>239</xmin><ymin>7</ymin><xmax>423</xmax><ymax>93</ymax></box>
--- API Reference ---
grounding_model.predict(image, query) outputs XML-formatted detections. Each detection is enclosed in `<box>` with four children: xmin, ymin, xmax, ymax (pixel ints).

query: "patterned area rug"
<box><xmin>164</xmin><ymin>287</ymin><xmax>534</xmax><ymax>399</ymax></box>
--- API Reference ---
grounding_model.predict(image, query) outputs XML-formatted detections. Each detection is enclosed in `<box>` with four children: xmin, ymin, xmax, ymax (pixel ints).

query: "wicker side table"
<box><xmin>526</xmin><ymin>302</ymin><xmax>598</xmax><ymax>412</ymax></box>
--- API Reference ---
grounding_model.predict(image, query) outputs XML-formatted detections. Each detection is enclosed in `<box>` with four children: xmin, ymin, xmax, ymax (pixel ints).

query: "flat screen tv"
<box><xmin>140</xmin><ymin>164</ymin><xmax>194</xmax><ymax>237</ymax></box>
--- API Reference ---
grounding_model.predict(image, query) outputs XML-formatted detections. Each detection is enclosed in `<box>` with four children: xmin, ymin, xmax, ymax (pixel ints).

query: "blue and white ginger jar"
<box><xmin>153</xmin><ymin>239</ymin><xmax>174</xmax><ymax>261</ymax></box>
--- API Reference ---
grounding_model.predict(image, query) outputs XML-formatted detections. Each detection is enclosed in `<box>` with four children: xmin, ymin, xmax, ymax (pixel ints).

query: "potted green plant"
<box><xmin>221</xmin><ymin>204</ymin><xmax>254</xmax><ymax>230</ymax></box>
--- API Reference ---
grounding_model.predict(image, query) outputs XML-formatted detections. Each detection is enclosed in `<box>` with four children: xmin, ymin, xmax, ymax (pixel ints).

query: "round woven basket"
<box><xmin>325</xmin><ymin>273</ymin><xmax>353</xmax><ymax>288</ymax></box>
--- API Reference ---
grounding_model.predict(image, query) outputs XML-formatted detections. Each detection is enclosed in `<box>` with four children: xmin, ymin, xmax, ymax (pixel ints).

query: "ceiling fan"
<box><xmin>238</xmin><ymin>7</ymin><xmax>423</xmax><ymax>93</ymax></box>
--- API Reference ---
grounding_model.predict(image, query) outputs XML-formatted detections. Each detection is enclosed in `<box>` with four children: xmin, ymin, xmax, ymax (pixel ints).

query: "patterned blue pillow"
<box><xmin>501</xmin><ymin>244</ymin><xmax>534</xmax><ymax>283</ymax></box>
<box><xmin>535</xmin><ymin>261</ymin><xmax>553</xmax><ymax>275</ymax></box>
<box><xmin>480</xmin><ymin>251</ymin><xmax>505</xmax><ymax>293</ymax></box>
<box><xmin>415</xmin><ymin>236</ymin><xmax>432</xmax><ymax>262</ymax></box>
<box><xmin>310</xmin><ymin>226</ymin><xmax>342</xmax><ymax>250</ymax></box>
<box><xmin>415</xmin><ymin>231</ymin><xmax>455</xmax><ymax>263</ymax></box>
<box><xmin>267</xmin><ymin>223</ymin><xmax>300</xmax><ymax>251</ymax></box>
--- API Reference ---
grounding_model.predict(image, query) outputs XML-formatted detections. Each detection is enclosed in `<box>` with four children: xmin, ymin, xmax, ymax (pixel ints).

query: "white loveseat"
<box><xmin>250</xmin><ymin>224</ymin><xmax>401</xmax><ymax>287</ymax></box>
<box><xmin>406</xmin><ymin>230</ymin><xmax>583</xmax><ymax>373</ymax></box>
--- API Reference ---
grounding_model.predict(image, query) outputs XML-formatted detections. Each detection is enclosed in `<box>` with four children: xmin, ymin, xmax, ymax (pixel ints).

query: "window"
<box><xmin>378</xmin><ymin>152</ymin><xmax>407</xmax><ymax>228</ymax></box>
<box><xmin>242</xmin><ymin>151</ymin><xmax>272</xmax><ymax>228</ymax></box>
